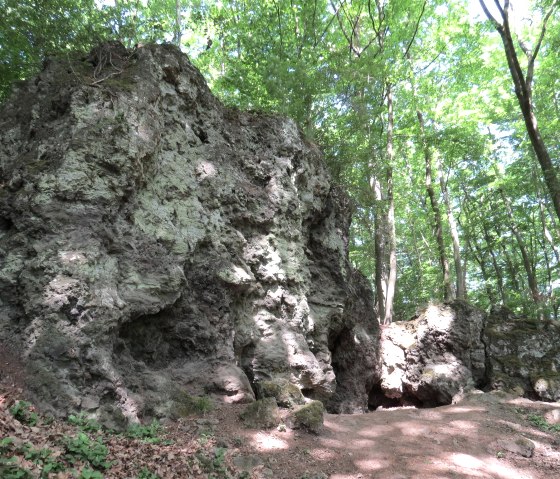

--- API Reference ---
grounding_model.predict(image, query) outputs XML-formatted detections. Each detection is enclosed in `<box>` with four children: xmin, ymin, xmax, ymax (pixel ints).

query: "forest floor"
<box><xmin>2</xmin><ymin>350</ymin><xmax>560</xmax><ymax>479</ymax></box>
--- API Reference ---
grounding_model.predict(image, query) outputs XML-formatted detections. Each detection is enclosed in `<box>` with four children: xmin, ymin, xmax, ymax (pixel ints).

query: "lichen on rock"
<box><xmin>373</xmin><ymin>301</ymin><xmax>486</xmax><ymax>408</ymax></box>
<box><xmin>0</xmin><ymin>42</ymin><xmax>379</xmax><ymax>425</ymax></box>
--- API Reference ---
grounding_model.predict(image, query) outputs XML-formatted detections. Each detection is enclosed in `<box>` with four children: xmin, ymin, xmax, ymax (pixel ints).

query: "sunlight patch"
<box><xmin>250</xmin><ymin>432</ymin><xmax>288</xmax><ymax>450</ymax></box>
<box><xmin>354</xmin><ymin>458</ymin><xmax>390</xmax><ymax>471</ymax></box>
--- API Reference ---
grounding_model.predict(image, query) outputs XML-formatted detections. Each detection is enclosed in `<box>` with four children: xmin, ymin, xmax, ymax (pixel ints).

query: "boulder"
<box><xmin>257</xmin><ymin>377</ymin><xmax>305</xmax><ymax>408</ymax></box>
<box><xmin>484</xmin><ymin>306</ymin><xmax>560</xmax><ymax>401</ymax></box>
<box><xmin>374</xmin><ymin>301</ymin><xmax>486</xmax><ymax>407</ymax></box>
<box><xmin>288</xmin><ymin>400</ymin><xmax>325</xmax><ymax>434</ymax></box>
<box><xmin>496</xmin><ymin>436</ymin><xmax>535</xmax><ymax>458</ymax></box>
<box><xmin>239</xmin><ymin>398</ymin><xmax>280</xmax><ymax>429</ymax></box>
<box><xmin>0</xmin><ymin>42</ymin><xmax>379</xmax><ymax>424</ymax></box>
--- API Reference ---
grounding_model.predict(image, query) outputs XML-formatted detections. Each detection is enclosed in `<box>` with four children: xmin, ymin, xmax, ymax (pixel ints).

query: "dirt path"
<box><xmin>2</xmin><ymin>342</ymin><xmax>560</xmax><ymax>479</ymax></box>
<box><xmin>220</xmin><ymin>392</ymin><xmax>560</xmax><ymax>479</ymax></box>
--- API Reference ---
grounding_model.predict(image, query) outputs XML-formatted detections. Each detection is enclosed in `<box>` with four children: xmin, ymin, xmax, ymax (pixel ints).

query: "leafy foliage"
<box><xmin>63</xmin><ymin>432</ymin><xmax>111</xmax><ymax>470</ymax></box>
<box><xmin>2</xmin><ymin>0</ymin><xmax>560</xmax><ymax>319</ymax></box>
<box><xmin>9</xmin><ymin>401</ymin><xmax>38</xmax><ymax>427</ymax></box>
<box><xmin>125</xmin><ymin>420</ymin><xmax>166</xmax><ymax>444</ymax></box>
<box><xmin>68</xmin><ymin>413</ymin><xmax>104</xmax><ymax>433</ymax></box>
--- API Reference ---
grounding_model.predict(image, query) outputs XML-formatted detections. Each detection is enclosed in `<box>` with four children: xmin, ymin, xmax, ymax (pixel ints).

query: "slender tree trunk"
<box><xmin>479</xmin><ymin>0</ymin><xmax>560</xmax><ymax>222</ymax></box>
<box><xmin>437</xmin><ymin>156</ymin><xmax>466</xmax><ymax>299</ymax></box>
<box><xmin>383</xmin><ymin>84</ymin><xmax>397</xmax><ymax>324</ymax></box>
<box><xmin>173</xmin><ymin>0</ymin><xmax>182</xmax><ymax>46</ymax></box>
<box><xmin>404</xmin><ymin>156</ymin><xmax>425</xmax><ymax>284</ymax></box>
<box><xmin>417</xmin><ymin>110</ymin><xmax>451</xmax><ymax>301</ymax></box>
<box><xmin>539</xmin><ymin>197</ymin><xmax>560</xmax><ymax>264</ymax></box>
<box><xmin>467</xmin><ymin>235</ymin><xmax>496</xmax><ymax>305</ymax></box>
<box><xmin>501</xmin><ymin>190</ymin><xmax>541</xmax><ymax>307</ymax></box>
<box><xmin>495</xmin><ymin>228</ymin><xmax>520</xmax><ymax>291</ymax></box>
<box><xmin>482</xmin><ymin>222</ymin><xmax>506</xmax><ymax>304</ymax></box>
<box><xmin>372</xmin><ymin>175</ymin><xmax>387</xmax><ymax>322</ymax></box>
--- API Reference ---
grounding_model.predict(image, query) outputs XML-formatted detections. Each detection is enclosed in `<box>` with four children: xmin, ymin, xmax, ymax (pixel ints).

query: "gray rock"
<box><xmin>233</xmin><ymin>454</ymin><xmax>263</xmax><ymax>471</ymax></box>
<box><xmin>484</xmin><ymin>306</ymin><xmax>560</xmax><ymax>401</ymax></box>
<box><xmin>0</xmin><ymin>42</ymin><xmax>378</xmax><ymax>424</ymax></box>
<box><xmin>289</xmin><ymin>400</ymin><xmax>325</xmax><ymax>434</ymax></box>
<box><xmin>258</xmin><ymin>377</ymin><xmax>305</xmax><ymax>408</ymax></box>
<box><xmin>375</xmin><ymin>301</ymin><xmax>485</xmax><ymax>407</ymax></box>
<box><xmin>497</xmin><ymin>436</ymin><xmax>535</xmax><ymax>458</ymax></box>
<box><xmin>544</xmin><ymin>409</ymin><xmax>560</xmax><ymax>425</ymax></box>
<box><xmin>239</xmin><ymin>398</ymin><xmax>280</xmax><ymax>429</ymax></box>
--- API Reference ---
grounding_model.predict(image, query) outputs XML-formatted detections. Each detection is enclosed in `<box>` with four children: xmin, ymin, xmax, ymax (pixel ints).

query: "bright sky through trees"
<box><xmin>1</xmin><ymin>0</ymin><xmax>558</xmax><ymax>321</ymax></box>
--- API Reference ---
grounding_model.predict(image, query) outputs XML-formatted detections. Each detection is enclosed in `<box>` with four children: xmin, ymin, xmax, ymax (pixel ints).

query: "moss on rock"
<box><xmin>239</xmin><ymin>398</ymin><xmax>280</xmax><ymax>429</ymax></box>
<box><xmin>291</xmin><ymin>400</ymin><xmax>324</xmax><ymax>434</ymax></box>
<box><xmin>258</xmin><ymin>378</ymin><xmax>305</xmax><ymax>408</ymax></box>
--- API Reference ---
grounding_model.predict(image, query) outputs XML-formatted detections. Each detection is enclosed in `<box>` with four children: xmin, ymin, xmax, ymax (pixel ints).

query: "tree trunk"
<box><xmin>404</xmin><ymin>156</ymin><xmax>425</xmax><ymax>284</ymax></box>
<box><xmin>437</xmin><ymin>156</ymin><xmax>465</xmax><ymax>299</ymax></box>
<box><xmin>501</xmin><ymin>190</ymin><xmax>541</xmax><ymax>306</ymax></box>
<box><xmin>479</xmin><ymin>0</ymin><xmax>560</xmax><ymax>222</ymax></box>
<box><xmin>467</xmin><ymin>235</ymin><xmax>496</xmax><ymax>305</ymax></box>
<box><xmin>482</xmin><ymin>222</ymin><xmax>506</xmax><ymax>304</ymax></box>
<box><xmin>173</xmin><ymin>0</ymin><xmax>182</xmax><ymax>46</ymax></box>
<box><xmin>372</xmin><ymin>175</ymin><xmax>387</xmax><ymax>321</ymax></box>
<box><xmin>383</xmin><ymin>83</ymin><xmax>397</xmax><ymax>325</ymax></box>
<box><xmin>417</xmin><ymin>110</ymin><xmax>451</xmax><ymax>301</ymax></box>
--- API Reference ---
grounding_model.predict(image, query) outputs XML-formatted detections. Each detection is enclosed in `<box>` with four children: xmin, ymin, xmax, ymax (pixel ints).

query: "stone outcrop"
<box><xmin>374</xmin><ymin>301</ymin><xmax>560</xmax><ymax>408</ymax></box>
<box><xmin>484</xmin><ymin>306</ymin><xmax>560</xmax><ymax>401</ymax></box>
<box><xmin>0</xmin><ymin>42</ymin><xmax>379</xmax><ymax>426</ymax></box>
<box><xmin>373</xmin><ymin>301</ymin><xmax>486</xmax><ymax>408</ymax></box>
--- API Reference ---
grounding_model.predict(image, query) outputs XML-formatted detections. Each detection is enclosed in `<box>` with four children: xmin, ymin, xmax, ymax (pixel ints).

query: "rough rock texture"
<box><xmin>288</xmin><ymin>400</ymin><xmax>325</xmax><ymax>434</ymax></box>
<box><xmin>239</xmin><ymin>398</ymin><xmax>280</xmax><ymax>429</ymax></box>
<box><xmin>373</xmin><ymin>301</ymin><xmax>486</xmax><ymax>408</ymax></box>
<box><xmin>484</xmin><ymin>306</ymin><xmax>560</xmax><ymax>401</ymax></box>
<box><xmin>0</xmin><ymin>42</ymin><xmax>379</xmax><ymax>425</ymax></box>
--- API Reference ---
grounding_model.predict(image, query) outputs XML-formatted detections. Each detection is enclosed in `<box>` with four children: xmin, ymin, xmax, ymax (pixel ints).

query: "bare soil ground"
<box><xmin>2</xmin><ymin>346</ymin><xmax>560</xmax><ymax>478</ymax></box>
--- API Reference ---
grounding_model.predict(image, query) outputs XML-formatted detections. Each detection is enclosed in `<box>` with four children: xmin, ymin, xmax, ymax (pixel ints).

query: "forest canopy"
<box><xmin>2</xmin><ymin>0</ymin><xmax>559</xmax><ymax>321</ymax></box>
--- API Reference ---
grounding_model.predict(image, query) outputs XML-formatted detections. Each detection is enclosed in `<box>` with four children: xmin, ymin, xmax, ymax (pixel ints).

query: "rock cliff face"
<box><xmin>0</xmin><ymin>42</ymin><xmax>379</xmax><ymax>426</ymax></box>
<box><xmin>374</xmin><ymin>301</ymin><xmax>560</xmax><ymax>408</ymax></box>
<box><xmin>484</xmin><ymin>307</ymin><xmax>560</xmax><ymax>402</ymax></box>
<box><xmin>373</xmin><ymin>301</ymin><xmax>486</xmax><ymax>408</ymax></box>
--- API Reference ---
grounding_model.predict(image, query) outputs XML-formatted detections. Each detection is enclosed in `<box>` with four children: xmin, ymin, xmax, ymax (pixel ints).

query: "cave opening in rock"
<box><xmin>367</xmin><ymin>383</ymin><xmax>423</xmax><ymax>411</ymax></box>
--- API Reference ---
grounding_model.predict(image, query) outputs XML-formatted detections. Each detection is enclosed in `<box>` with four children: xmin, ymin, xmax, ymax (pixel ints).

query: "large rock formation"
<box><xmin>373</xmin><ymin>301</ymin><xmax>486</xmax><ymax>408</ymax></box>
<box><xmin>373</xmin><ymin>301</ymin><xmax>560</xmax><ymax>408</ymax></box>
<box><xmin>484</xmin><ymin>306</ymin><xmax>560</xmax><ymax>402</ymax></box>
<box><xmin>0</xmin><ymin>42</ymin><xmax>379</xmax><ymax>426</ymax></box>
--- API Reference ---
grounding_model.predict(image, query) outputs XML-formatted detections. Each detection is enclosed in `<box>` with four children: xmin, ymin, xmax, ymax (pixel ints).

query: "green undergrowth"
<box><xmin>515</xmin><ymin>407</ymin><xmax>560</xmax><ymax>433</ymax></box>
<box><xmin>172</xmin><ymin>392</ymin><xmax>214</xmax><ymax>417</ymax></box>
<box><xmin>1</xmin><ymin>398</ymin><xmax>173</xmax><ymax>478</ymax></box>
<box><xmin>527</xmin><ymin>413</ymin><xmax>560</xmax><ymax>433</ymax></box>
<box><xmin>2</xmin><ymin>397</ymin><xmax>248</xmax><ymax>478</ymax></box>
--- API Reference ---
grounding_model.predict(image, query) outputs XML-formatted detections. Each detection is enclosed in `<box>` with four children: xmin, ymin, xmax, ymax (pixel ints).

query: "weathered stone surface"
<box><xmin>484</xmin><ymin>306</ymin><xmax>560</xmax><ymax>401</ymax></box>
<box><xmin>288</xmin><ymin>400</ymin><xmax>325</xmax><ymax>434</ymax></box>
<box><xmin>496</xmin><ymin>436</ymin><xmax>535</xmax><ymax>458</ymax></box>
<box><xmin>239</xmin><ymin>398</ymin><xmax>280</xmax><ymax>429</ymax></box>
<box><xmin>374</xmin><ymin>301</ymin><xmax>486</xmax><ymax>408</ymax></box>
<box><xmin>0</xmin><ymin>42</ymin><xmax>378</xmax><ymax>424</ymax></box>
<box><xmin>257</xmin><ymin>377</ymin><xmax>305</xmax><ymax>408</ymax></box>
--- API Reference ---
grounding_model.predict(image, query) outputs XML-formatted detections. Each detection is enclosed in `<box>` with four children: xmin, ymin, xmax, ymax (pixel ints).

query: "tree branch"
<box><xmin>527</xmin><ymin>2</ymin><xmax>558</xmax><ymax>90</ymax></box>
<box><xmin>403</xmin><ymin>0</ymin><xmax>427</xmax><ymax>59</ymax></box>
<box><xmin>478</xmin><ymin>0</ymin><xmax>501</xmax><ymax>29</ymax></box>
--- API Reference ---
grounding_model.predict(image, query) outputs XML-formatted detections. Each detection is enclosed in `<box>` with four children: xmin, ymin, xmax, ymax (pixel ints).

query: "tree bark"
<box><xmin>372</xmin><ymin>175</ymin><xmax>387</xmax><ymax>321</ymax></box>
<box><xmin>437</xmin><ymin>156</ymin><xmax>465</xmax><ymax>299</ymax></box>
<box><xmin>501</xmin><ymin>190</ymin><xmax>541</xmax><ymax>306</ymax></box>
<box><xmin>384</xmin><ymin>83</ymin><xmax>397</xmax><ymax>324</ymax></box>
<box><xmin>482</xmin><ymin>221</ymin><xmax>506</xmax><ymax>304</ymax></box>
<box><xmin>173</xmin><ymin>0</ymin><xmax>182</xmax><ymax>46</ymax></box>
<box><xmin>417</xmin><ymin>110</ymin><xmax>452</xmax><ymax>301</ymax></box>
<box><xmin>479</xmin><ymin>0</ymin><xmax>560</xmax><ymax>222</ymax></box>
